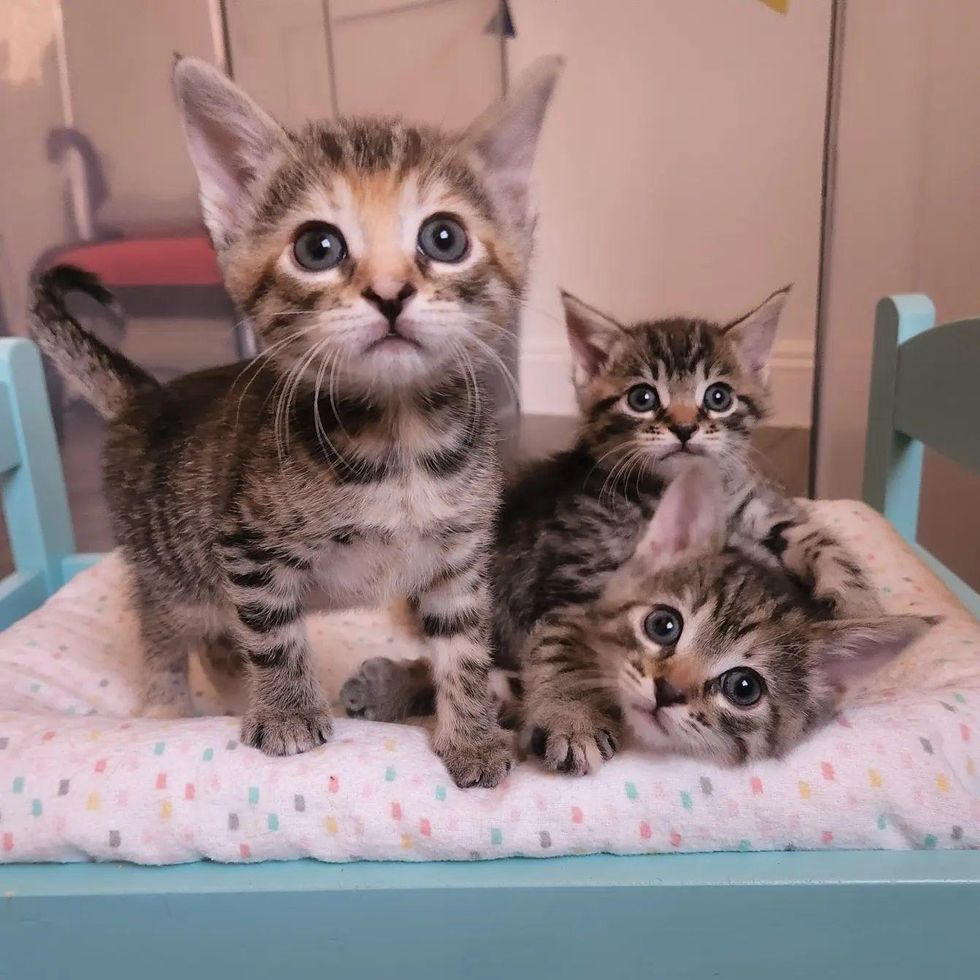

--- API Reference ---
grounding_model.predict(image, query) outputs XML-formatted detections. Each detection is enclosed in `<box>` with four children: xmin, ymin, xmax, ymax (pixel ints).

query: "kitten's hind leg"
<box><xmin>138</xmin><ymin>607</ymin><xmax>193</xmax><ymax>719</ymax></box>
<box><xmin>341</xmin><ymin>657</ymin><xmax>435</xmax><ymax>721</ymax></box>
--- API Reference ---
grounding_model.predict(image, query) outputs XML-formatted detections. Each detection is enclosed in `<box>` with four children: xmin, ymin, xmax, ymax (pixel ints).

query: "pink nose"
<box><xmin>369</xmin><ymin>276</ymin><xmax>411</xmax><ymax>301</ymax></box>
<box><xmin>362</xmin><ymin>282</ymin><xmax>417</xmax><ymax>326</ymax></box>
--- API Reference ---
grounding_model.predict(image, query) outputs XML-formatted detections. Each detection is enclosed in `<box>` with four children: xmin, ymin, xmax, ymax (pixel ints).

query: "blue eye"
<box><xmin>703</xmin><ymin>382</ymin><xmax>734</xmax><ymax>413</ymax></box>
<box><xmin>293</xmin><ymin>222</ymin><xmax>347</xmax><ymax>271</ymax></box>
<box><xmin>720</xmin><ymin>668</ymin><xmax>765</xmax><ymax>707</ymax></box>
<box><xmin>418</xmin><ymin>214</ymin><xmax>469</xmax><ymax>263</ymax></box>
<box><xmin>627</xmin><ymin>383</ymin><xmax>659</xmax><ymax>412</ymax></box>
<box><xmin>644</xmin><ymin>606</ymin><xmax>682</xmax><ymax>645</ymax></box>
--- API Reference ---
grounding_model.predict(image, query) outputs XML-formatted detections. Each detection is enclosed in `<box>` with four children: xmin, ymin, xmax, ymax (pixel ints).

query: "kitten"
<box><xmin>30</xmin><ymin>55</ymin><xmax>562</xmax><ymax>788</ymax></box>
<box><xmin>342</xmin><ymin>288</ymin><xmax>884</xmax><ymax>771</ymax></box>
<box><xmin>556</xmin><ymin>287</ymin><xmax>880</xmax><ymax>618</ymax></box>
<box><xmin>522</xmin><ymin>462</ymin><xmax>931</xmax><ymax>771</ymax></box>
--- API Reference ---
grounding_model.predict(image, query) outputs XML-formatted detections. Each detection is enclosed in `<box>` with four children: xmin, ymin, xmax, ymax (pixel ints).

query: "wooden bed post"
<box><xmin>0</xmin><ymin>339</ymin><xmax>77</xmax><ymax>625</ymax></box>
<box><xmin>862</xmin><ymin>294</ymin><xmax>935</xmax><ymax>541</ymax></box>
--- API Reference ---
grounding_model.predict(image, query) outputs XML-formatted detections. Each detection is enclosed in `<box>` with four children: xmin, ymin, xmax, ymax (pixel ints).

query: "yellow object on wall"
<box><xmin>758</xmin><ymin>0</ymin><xmax>789</xmax><ymax>12</ymax></box>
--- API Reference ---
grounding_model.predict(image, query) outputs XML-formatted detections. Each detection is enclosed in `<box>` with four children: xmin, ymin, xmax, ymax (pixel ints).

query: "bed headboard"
<box><xmin>0</xmin><ymin>338</ymin><xmax>91</xmax><ymax>629</ymax></box>
<box><xmin>863</xmin><ymin>295</ymin><xmax>980</xmax><ymax>615</ymax></box>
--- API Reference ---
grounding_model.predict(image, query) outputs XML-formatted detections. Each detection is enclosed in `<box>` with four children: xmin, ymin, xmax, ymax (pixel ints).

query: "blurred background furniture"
<box><xmin>863</xmin><ymin>294</ymin><xmax>980</xmax><ymax>614</ymax></box>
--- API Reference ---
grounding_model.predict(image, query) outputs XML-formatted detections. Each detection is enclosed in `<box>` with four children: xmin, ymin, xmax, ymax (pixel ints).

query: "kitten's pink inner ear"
<box><xmin>561</xmin><ymin>291</ymin><xmax>625</xmax><ymax>381</ymax></box>
<box><xmin>639</xmin><ymin>462</ymin><xmax>726</xmax><ymax>566</ymax></box>
<box><xmin>725</xmin><ymin>285</ymin><xmax>791</xmax><ymax>380</ymax></box>
<box><xmin>172</xmin><ymin>56</ymin><xmax>285</xmax><ymax>246</ymax></box>
<box><xmin>465</xmin><ymin>55</ymin><xmax>563</xmax><ymax>222</ymax></box>
<box><xmin>818</xmin><ymin>615</ymin><xmax>933</xmax><ymax>689</ymax></box>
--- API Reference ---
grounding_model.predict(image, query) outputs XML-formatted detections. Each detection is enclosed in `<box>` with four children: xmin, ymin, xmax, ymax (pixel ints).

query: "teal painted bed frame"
<box><xmin>1</xmin><ymin>298</ymin><xmax>978</xmax><ymax>978</ymax></box>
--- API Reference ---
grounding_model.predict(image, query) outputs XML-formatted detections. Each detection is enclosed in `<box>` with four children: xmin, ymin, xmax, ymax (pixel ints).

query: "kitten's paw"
<box><xmin>241</xmin><ymin>704</ymin><xmax>333</xmax><ymax>756</ymax></box>
<box><xmin>434</xmin><ymin>728</ymin><xmax>513</xmax><ymax>789</ymax></box>
<box><xmin>524</xmin><ymin>711</ymin><xmax>619</xmax><ymax>776</ymax></box>
<box><xmin>341</xmin><ymin>657</ymin><xmax>407</xmax><ymax>722</ymax></box>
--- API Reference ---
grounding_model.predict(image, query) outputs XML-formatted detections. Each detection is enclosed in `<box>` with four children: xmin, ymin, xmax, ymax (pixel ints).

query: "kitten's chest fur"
<box><xmin>105</xmin><ymin>361</ymin><xmax>497</xmax><ymax>608</ymax></box>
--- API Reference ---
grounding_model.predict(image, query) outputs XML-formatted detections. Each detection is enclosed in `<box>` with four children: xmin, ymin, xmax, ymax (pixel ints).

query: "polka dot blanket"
<box><xmin>0</xmin><ymin>501</ymin><xmax>977</xmax><ymax>865</ymax></box>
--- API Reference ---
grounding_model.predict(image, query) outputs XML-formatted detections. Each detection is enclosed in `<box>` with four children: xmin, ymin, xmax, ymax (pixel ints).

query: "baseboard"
<box><xmin>519</xmin><ymin>339</ymin><xmax>814</xmax><ymax>429</ymax></box>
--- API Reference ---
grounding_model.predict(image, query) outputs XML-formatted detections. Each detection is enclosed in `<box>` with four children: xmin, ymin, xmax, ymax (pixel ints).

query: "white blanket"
<box><xmin>0</xmin><ymin>501</ymin><xmax>977</xmax><ymax>864</ymax></box>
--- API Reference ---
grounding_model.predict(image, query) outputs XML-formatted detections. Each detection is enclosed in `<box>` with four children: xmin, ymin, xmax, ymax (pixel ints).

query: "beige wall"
<box><xmin>509</xmin><ymin>0</ymin><xmax>832</xmax><ymax>426</ymax></box>
<box><xmin>818</xmin><ymin>0</ymin><xmax>980</xmax><ymax>498</ymax></box>
<box><xmin>0</xmin><ymin>0</ymin><xmax>72</xmax><ymax>331</ymax></box>
<box><xmin>228</xmin><ymin>0</ymin><xmax>501</xmax><ymax>130</ymax></box>
<box><xmin>60</xmin><ymin>0</ymin><xmax>220</xmax><ymax>233</ymax></box>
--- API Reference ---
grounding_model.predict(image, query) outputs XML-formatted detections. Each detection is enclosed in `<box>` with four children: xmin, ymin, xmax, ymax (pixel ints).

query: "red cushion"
<box><xmin>51</xmin><ymin>235</ymin><xmax>223</xmax><ymax>287</ymax></box>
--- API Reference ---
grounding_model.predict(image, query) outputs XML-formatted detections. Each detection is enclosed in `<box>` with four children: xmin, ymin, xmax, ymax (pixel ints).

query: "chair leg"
<box><xmin>233</xmin><ymin>319</ymin><xmax>258</xmax><ymax>360</ymax></box>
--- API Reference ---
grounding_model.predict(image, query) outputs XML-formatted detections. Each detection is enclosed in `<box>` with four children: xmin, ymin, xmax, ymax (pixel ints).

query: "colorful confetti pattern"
<box><xmin>0</xmin><ymin>501</ymin><xmax>977</xmax><ymax>864</ymax></box>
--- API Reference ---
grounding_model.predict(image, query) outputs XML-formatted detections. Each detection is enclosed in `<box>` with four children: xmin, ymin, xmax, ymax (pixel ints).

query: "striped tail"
<box><xmin>30</xmin><ymin>264</ymin><xmax>158</xmax><ymax>419</ymax></box>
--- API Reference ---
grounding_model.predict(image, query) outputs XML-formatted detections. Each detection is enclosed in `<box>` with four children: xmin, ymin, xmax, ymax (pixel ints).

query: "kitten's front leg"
<box><xmin>412</xmin><ymin>530</ymin><xmax>512</xmax><ymax>789</ymax></box>
<box><xmin>732</xmin><ymin>493</ymin><xmax>881</xmax><ymax>617</ymax></box>
<box><xmin>228</xmin><ymin>582</ymin><xmax>332</xmax><ymax>756</ymax></box>
<box><xmin>521</xmin><ymin>616</ymin><xmax>621</xmax><ymax>776</ymax></box>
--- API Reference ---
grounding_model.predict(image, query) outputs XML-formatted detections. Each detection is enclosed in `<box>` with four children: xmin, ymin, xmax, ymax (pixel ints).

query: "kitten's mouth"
<box><xmin>660</xmin><ymin>446</ymin><xmax>705</xmax><ymax>460</ymax></box>
<box><xmin>631</xmin><ymin>700</ymin><xmax>667</xmax><ymax>734</ymax></box>
<box><xmin>365</xmin><ymin>328</ymin><xmax>423</xmax><ymax>354</ymax></box>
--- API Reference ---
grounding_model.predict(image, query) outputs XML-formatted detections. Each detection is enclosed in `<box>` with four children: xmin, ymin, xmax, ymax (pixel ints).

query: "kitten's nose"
<box><xmin>362</xmin><ymin>282</ymin><xmax>416</xmax><ymax>327</ymax></box>
<box><xmin>668</xmin><ymin>422</ymin><xmax>698</xmax><ymax>445</ymax></box>
<box><xmin>654</xmin><ymin>676</ymin><xmax>687</xmax><ymax>708</ymax></box>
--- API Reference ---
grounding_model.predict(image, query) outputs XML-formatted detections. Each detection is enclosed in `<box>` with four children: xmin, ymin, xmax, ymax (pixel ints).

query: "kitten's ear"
<box><xmin>814</xmin><ymin>614</ymin><xmax>937</xmax><ymax>691</ymax></box>
<box><xmin>724</xmin><ymin>285</ymin><xmax>791</xmax><ymax>383</ymax></box>
<box><xmin>464</xmin><ymin>55</ymin><xmax>563</xmax><ymax>223</ymax></box>
<box><xmin>560</xmin><ymin>290</ymin><xmax>627</xmax><ymax>387</ymax></box>
<box><xmin>172</xmin><ymin>56</ymin><xmax>287</xmax><ymax>247</ymax></box>
<box><xmin>634</xmin><ymin>461</ymin><xmax>727</xmax><ymax>571</ymax></box>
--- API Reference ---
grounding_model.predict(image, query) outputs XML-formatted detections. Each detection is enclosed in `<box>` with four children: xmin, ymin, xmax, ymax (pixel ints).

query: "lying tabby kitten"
<box><xmin>30</xmin><ymin>55</ymin><xmax>562</xmax><ymax>787</ymax></box>
<box><xmin>521</xmin><ymin>463</ymin><xmax>930</xmax><ymax>770</ymax></box>
<box><xmin>343</xmin><ymin>287</ymin><xmax>883</xmax><ymax>771</ymax></box>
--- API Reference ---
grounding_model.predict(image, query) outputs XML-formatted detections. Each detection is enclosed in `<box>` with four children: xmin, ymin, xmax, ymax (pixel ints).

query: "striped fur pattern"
<box><xmin>524</xmin><ymin>464</ymin><xmax>932</xmax><ymax>771</ymax></box>
<box><xmin>29</xmin><ymin>55</ymin><xmax>562</xmax><ymax>788</ymax></box>
<box><xmin>557</xmin><ymin>285</ymin><xmax>882</xmax><ymax>618</ymax></box>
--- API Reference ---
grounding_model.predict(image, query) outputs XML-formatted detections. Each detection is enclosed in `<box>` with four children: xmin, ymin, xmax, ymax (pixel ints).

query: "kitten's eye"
<box><xmin>643</xmin><ymin>606</ymin><xmax>683</xmax><ymax>645</ymax></box>
<box><xmin>626</xmin><ymin>383</ymin><xmax>660</xmax><ymax>413</ymax></box>
<box><xmin>293</xmin><ymin>222</ymin><xmax>347</xmax><ymax>272</ymax></box>
<box><xmin>703</xmin><ymin>382</ymin><xmax>734</xmax><ymax>413</ymax></box>
<box><xmin>720</xmin><ymin>668</ymin><xmax>765</xmax><ymax>708</ymax></box>
<box><xmin>418</xmin><ymin>214</ymin><xmax>469</xmax><ymax>263</ymax></box>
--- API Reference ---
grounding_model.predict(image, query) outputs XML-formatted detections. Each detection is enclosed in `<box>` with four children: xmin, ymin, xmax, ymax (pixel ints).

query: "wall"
<box><xmin>817</xmin><ymin>0</ymin><xmax>980</xmax><ymax>585</ymax></box>
<box><xmin>0</xmin><ymin>0</ymin><xmax>72</xmax><ymax>332</ymax></box>
<box><xmin>59</xmin><ymin>0</ymin><xmax>220</xmax><ymax>234</ymax></box>
<box><xmin>818</xmin><ymin>0</ymin><xmax>980</xmax><ymax>497</ymax></box>
<box><xmin>508</xmin><ymin>0</ymin><xmax>832</xmax><ymax>426</ymax></box>
<box><xmin>227</xmin><ymin>0</ymin><xmax>501</xmax><ymax>130</ymax></box>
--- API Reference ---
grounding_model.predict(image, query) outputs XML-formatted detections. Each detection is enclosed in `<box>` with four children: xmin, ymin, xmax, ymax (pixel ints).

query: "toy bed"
<box><xmin>1</xmin><ymin>296</ymin><xmax>978</xmax><ymax>979</ymax></box>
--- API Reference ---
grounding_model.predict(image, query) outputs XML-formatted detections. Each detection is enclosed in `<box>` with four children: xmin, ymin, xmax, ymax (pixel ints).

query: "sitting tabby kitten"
<box><xmin>30</xmin><ymin>55</ymin><xmax>562</xmax><ymax>788</ymax></box>
<box><xmin>556</xmin><ymin>285</ymin><xmax>881</xmax><ymax>618</ymax></box>
<box><xmin>522</xmin><ymin>463</ymin><xmax>931</xmax><ymax>770</ymax></box>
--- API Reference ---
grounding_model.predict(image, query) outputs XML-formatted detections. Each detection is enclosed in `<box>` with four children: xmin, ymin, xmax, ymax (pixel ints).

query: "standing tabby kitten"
<box><xmin>30</xmin><ymin>55</ymin><xmax>562</xmax><ymax>788</ymax></box>
<box><xmin>342</xmin><ymin>287</ymin><xmax>882</xmax><ymax>772</ymax></box>
<box><xmin>525</xmin><ymin>463</ymin><xmax>931</xmax><ymax>771</ymax></box>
